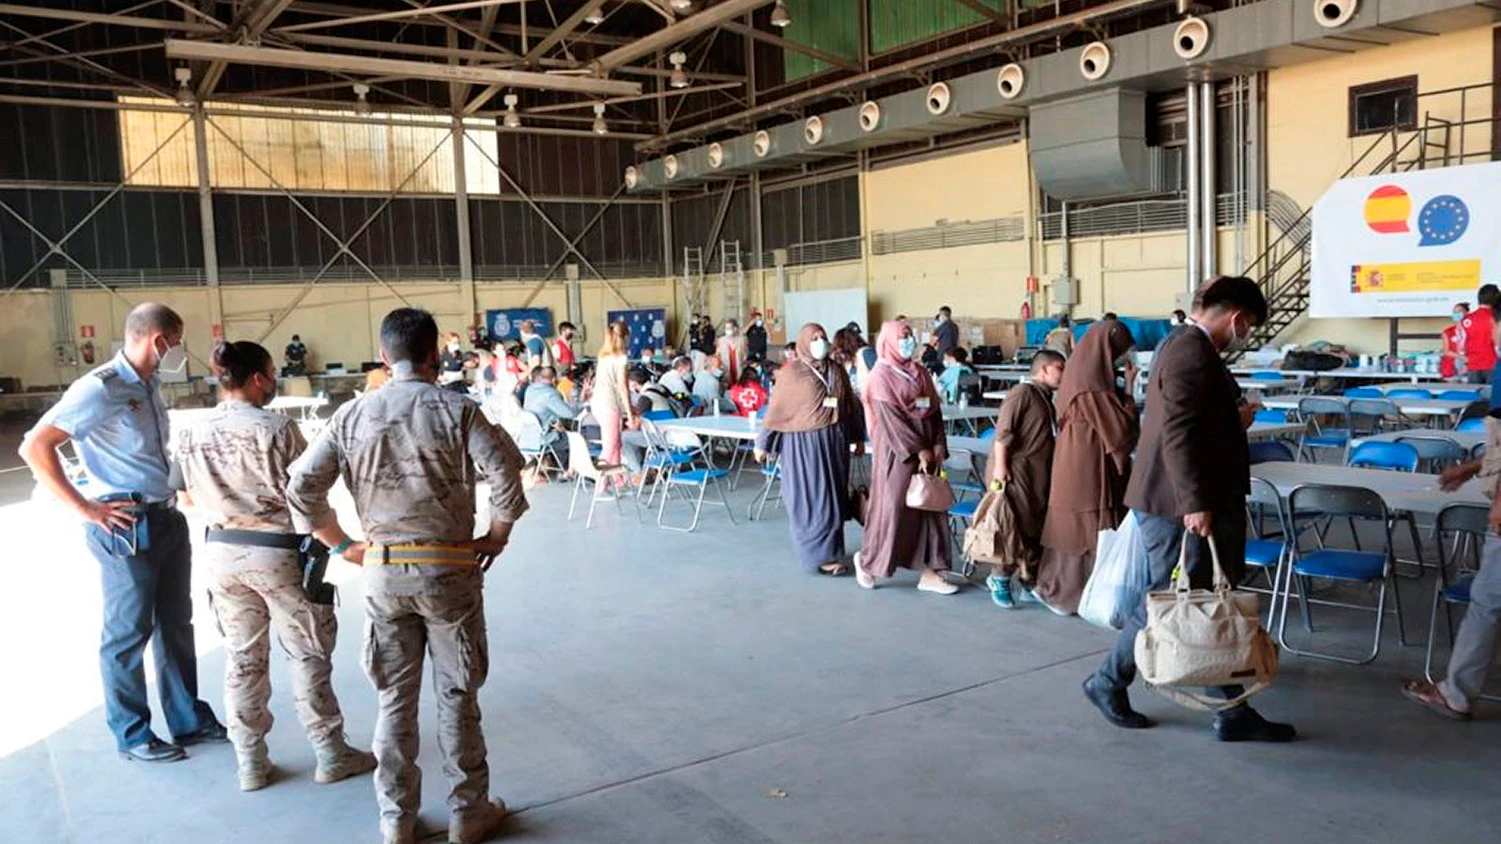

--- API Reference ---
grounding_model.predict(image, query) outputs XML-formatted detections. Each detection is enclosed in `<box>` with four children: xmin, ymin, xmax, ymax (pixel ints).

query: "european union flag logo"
<box><xmin>1418</xmin><ymin>194</ymin><xmax>1469</xmax><ymax>247</ymax></box>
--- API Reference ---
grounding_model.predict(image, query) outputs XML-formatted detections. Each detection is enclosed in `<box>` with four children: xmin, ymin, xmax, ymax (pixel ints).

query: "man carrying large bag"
<box><xmin>1081</xmin><ymin>276</ymin><xmax>1296</xmax><ymax>742</ymax></box>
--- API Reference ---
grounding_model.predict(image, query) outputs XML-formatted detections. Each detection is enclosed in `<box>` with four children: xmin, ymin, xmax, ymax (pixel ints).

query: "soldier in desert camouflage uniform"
<box><xmin>174</xmin><ymin>340</ymin><xmax>374</xmax><ymax>792</ymax></box>
<box><xmin>287</xmin><ymin>308</ymin><xmax>528</xmax><ymax>844</ymax></box>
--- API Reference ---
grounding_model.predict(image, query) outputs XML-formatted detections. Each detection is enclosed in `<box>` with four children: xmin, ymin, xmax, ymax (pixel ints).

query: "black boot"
<box><xmin>1213</xmin><ymin>705</ymin><xmax>1297</xmax><ymax>743</ymax></box>
<box><xmin>1082</xmin><ymin>676</ymin><xmax>1153</xmax><ymax>729</ymax></box>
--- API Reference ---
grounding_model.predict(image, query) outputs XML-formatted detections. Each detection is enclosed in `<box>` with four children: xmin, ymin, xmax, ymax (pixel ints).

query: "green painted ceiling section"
<box><xmin>782</xmin><ymin>0</ymin><xmax>1010</xmax><ymax>82</ymax></box>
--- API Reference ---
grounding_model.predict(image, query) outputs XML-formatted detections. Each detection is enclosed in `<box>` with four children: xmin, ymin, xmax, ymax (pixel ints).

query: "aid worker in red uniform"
<box><xmin>1442</xmin><ymin>302</ymin><xmax>1469</xmax><ymax>380</ymax></box>
<box><xmin>1463</xmin><ymin>286</ymin><xmax>1499</xmax><ymax>384</ymax></box>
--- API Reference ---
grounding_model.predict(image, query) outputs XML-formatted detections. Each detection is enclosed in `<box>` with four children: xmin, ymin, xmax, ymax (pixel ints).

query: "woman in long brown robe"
<box><xmin>853</xmin><ymin>321</ymin><xmax>957</xmax><ymax>595</ymax></box>
<box><xmin>1035</xmin><ymin>320</ymin><xmax>1138</xmax><ymax>615</ymax></box>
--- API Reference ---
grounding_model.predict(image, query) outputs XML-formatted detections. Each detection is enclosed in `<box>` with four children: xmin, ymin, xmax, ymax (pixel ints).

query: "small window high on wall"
<box><xmin>1348</xmin><ymin>76</ymin><xmax>1418</xmax><ymax>136</ymax></box>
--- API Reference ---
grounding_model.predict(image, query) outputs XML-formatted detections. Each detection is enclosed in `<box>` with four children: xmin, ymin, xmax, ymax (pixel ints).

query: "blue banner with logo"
<box><xmin>486</xmin><ymin>308</ymin><xmax>553</xmax><ymax>344</ymax></box>
<box><xmin>607</xmin><ymin>308</ymin><xmax>667</xmax><ymax>359</ymax></box>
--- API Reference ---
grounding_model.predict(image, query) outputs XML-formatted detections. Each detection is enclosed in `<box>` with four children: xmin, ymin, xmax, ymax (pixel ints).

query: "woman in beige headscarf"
<box><xmin>1035</xmin><ymin>320</ymin><xmax>1139</xmax><ymax>614</ymax></box>
<box><xmin>754</xmin><ymin>324</ymin><xmax>865</xmax><ymax>576</ymax></box>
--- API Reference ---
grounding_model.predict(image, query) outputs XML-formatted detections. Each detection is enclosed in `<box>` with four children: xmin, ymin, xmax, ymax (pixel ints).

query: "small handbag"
<box><xmin>905</xmin><ymin>466</ymin><xmax>956</xmax><ymax>513</ymax></box>
<box><xmin>1133</xmin><ymin>531</ymin><xmax>1279</xmax><ymax>711</ymax></box>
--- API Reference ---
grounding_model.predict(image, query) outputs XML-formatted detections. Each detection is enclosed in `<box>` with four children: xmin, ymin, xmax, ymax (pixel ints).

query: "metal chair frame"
<box><xmin>1296</xmin><ymin>397</ymin><xmax>1354</xmax><ymax>464</ymax></box>
<box><xmin>564</xmin><ymin>431</ymin><xmax>636</xmax><ymax>529</ymax></box>
<box><xmin>655</xmin><ymin>428</ymin><xmax>737</xmax><ymax>532</ymax></box>
<box><xmin>1245</xmin><ymin>476</ymin><xmax>1293</xmax><ymax>624</ymax></box>
<box><xmin>1424</xmin><ymin>503</ymin><xmax>1501</xmax><ymax>701</ymax></box>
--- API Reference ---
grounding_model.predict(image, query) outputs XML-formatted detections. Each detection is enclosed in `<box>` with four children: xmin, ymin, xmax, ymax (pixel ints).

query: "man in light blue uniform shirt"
<box><xmin>20</xmin><ymin>303</ymin><xmax>226</xmax><ymax>763</ymax></box>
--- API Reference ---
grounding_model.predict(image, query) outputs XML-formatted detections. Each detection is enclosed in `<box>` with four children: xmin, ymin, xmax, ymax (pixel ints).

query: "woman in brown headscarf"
<box><xmin>853</xmin><ymin>321</ymin><xmax>956</xmax><ymax>595</ymax></box>
<box><xmin>1035</xmin><ymin>319</ymin><xmax>1139</xmax><ymax>615</ymax></box>
<box><xmin>755</xmin><ymin>324</ymin><xmax>866</xmax><ymax>575</ymax></box>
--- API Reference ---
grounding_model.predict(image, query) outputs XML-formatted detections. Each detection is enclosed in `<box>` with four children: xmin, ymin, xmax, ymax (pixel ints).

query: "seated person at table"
<box><xmin>629</xmin><ymin>368</ymin><xmax>675</xmax><ymax>418</ymax></box>
<box><xmin>658</xmin><ymin>356</ymin><xmax>695</xmax><ymax>398</ymax></box>
<box><xmin>694</xmin><ymin>354</ymin><xmax>727</xmax><ymax>410</ymax></box>
<box><xmin>936</xmin><ymin>347</ymin><xmax>976</xmax><ymax>404</ymax></box>
<box><xmin>523</xmin><ymin>366</ymin><xmax>577</xmax><ymax>466</ymax></box>
<box><xmin>729</xmin><ymin>366</ymin><xmax>769</xmax><ymax>416</ymax></box>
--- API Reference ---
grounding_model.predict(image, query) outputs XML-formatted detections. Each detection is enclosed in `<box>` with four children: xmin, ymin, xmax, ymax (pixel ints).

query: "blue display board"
<box><xmin>1025</xmin><ymin>316</ymin><xmax>1172</xmax><ymax>350</ymax></box>
<box><xmin>486</xmin><ymin>308</ymin><xmax>553</xmax><ymax>343</ymax></box>
<box><xmin>607</xmin><ymin>308</ymin><xmax>667</xmax><ymax>359</ymax></box>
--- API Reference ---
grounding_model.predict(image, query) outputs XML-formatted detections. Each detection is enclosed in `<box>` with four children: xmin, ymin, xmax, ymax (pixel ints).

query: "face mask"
<box><xmin>1226</xmin><ymin>317</ymin><xmax>1251</xmax><ymax>353</ymax></box>
<box><xmin>935</xmin><ymin>315</ymin><xmax>945</xmax><ymax>323</ymax></box>
<box><xmin>711</xmin><ymin>369</ymin><xmax>724</xmax><ymax>378</ymax></box>
<box><xmin>896</xmin><ymin>337</ymin><xmax>918</xmax><ymax>360</ymax></box>
<box><xmin>1454</xmin><ymin>312</ymin><xmax>1466</xmax><ymax>323</ymax></box>
<box><xmin>754</xmin><ymin>320</ymin><xmax>763</xmax><ymax>327</ymax></box>
<box><xmin>809</xmin><ymin>338</ymin><xmax>830</xmax><ymax>361</ymax></box>
<box><xmin>260</xmin><ymin>373</ymin><xmax>279</xmax><ymax>404</ymax></box>
<box><xmin>447</xmin><ymin>343</ymin><xmax>460</xmax><ymax>353</ymax></box>
<box><xmin>725</xmin><ymin>327</ymin><xmax>737</xmax><ymax>336</ymax></box>
<box><xmin>157</xmin><ymin>339</ymin><xmax>187</xmax><ymax>374</ymax></box>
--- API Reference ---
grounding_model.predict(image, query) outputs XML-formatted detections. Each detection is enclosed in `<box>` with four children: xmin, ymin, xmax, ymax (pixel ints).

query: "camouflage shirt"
<box><xmin>286</xmin><ymin>372</ymin><xmax>528</xmax><ymax>544</ymax></box>
<box><xmin>173</xmin><ymin>399</ymin><xmax>307</xmax><ymax>531</ymax></box>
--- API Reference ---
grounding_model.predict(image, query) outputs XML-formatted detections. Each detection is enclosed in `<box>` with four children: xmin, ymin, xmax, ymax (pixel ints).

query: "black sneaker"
<box><xmin>1082</xmin><ymin>676</ymin><xmax>1154</xmax><ymax>730</ymax></box>
<box><xmin>1213</xmin><ymin>706</ymin><xmax>1297</xmax><ymax>743</ymax></box>
<box><xmin>120</xmin><ymin>738</ymin><xmax>187</xmax><ymax>763</ymax></box>
<box><xmin>176</xmin><ymin>721</ymin><xmax>230</xmax><ymax>746</ymax></box>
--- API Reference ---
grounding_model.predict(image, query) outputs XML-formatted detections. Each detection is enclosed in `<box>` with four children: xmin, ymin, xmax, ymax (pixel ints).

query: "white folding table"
<box><xmin>1259</xmin><ymin>395</ymin><xmax>1472</xmax><ymax>422</ymax></box>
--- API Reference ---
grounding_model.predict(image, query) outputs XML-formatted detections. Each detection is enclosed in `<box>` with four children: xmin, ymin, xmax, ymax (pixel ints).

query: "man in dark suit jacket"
<box><xmin>1082</xmin><ymin>276</ymin><xmax>1296</xmax><ymax>743</ymax></box>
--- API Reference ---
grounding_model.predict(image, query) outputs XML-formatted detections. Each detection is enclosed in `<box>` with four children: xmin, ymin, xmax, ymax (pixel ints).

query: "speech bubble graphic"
<box><xmin>1418</xmin><ymin>194</ymin><xmax>1469</xmax><ymax>247</ymax></box>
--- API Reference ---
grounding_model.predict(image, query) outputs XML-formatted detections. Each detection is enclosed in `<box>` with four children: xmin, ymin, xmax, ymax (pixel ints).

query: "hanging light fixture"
<box><xmin>770</xmin><ymin>0</ymin><xmax>791</xmax><ymax>28</ymax></box>
<box><xmin>591</xmin><ymin>102</ymin><xmax>608</xmax><ymax>135</ymax></box>
<box><xmin>668</xmin><ymin>51</ymin><xmax>689</xmax><ymax>89</ymax></box>
<box><xmin>669</xmin><ymin>0</ymin><xmax>693</xmax><ymax>10</ymax></box>
<box><xmin>584</xmin><ymin>3</ymin><xmax>604</xmax><ymax>25</ymax></box>
<box><xmin>502</xmin><ymin>93</ymin><xmax>521</xmax><ymax>129</ymax></box>
<box><xmin>173</xmin><ymin>66</ymin><xmax>194</xmax><ymax>107</ymax></box>
<box><xmin>352</xmin><ymin>83</ymin><xmax>372</xmax><ymax>116</ymax></box>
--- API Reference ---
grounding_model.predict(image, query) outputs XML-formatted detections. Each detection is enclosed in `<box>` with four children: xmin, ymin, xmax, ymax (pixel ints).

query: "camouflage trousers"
<box><xmin>203</xmin><ymin>544</ymin><xmax>345</xmax><ymax>750</ymax></box>
<box><xmin>362</xmin><ymin>565</ymin><xmax>489</xmax><ymax>829</ymax></box>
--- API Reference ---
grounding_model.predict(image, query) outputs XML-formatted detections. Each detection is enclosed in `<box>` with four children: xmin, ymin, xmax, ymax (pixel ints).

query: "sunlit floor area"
<box><xmin>3</xmin><ymin>471</ymin><xmax>1501</xmax><ymax>844</ymax></box>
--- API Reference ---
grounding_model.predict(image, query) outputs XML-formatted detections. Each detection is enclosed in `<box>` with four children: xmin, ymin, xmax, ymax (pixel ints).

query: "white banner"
<box><xmin>1310</xmin><ymin>162</ymin><xmax>1501</xmax><ymax>318</ymax></box>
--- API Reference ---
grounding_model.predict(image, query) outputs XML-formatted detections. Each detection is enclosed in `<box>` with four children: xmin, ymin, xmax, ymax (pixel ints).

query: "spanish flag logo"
<box><xmin>1363</xmin><ymin>185</ymin><xmax>1411</xmax><ymax>234</ymax></box>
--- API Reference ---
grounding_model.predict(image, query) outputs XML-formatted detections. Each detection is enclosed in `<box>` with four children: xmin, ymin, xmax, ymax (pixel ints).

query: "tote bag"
<box><xmin>1133</xmin><ymin>532</ymin><xmax>1279</xmax><ymax>711</ymax></box>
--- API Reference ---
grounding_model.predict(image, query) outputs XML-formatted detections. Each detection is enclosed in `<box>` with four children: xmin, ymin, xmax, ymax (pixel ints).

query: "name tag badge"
<box><xmin>915</xmin><ymin>397</ymin><xmax>932</xmax><ymax>410</ymax></box>
<box><xmin>822</xmin><ymin>396</ymin><xmax>840</xmax><ymax>409</ymax></box>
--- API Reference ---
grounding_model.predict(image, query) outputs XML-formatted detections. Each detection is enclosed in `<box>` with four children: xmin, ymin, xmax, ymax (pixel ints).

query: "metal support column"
<box><xmin>193</xmin><ymin>105</ymin><xmax>225</xmax><ymax>338</ymax></box>
<box><xmin>452</xmin><ymin>118</ymin><xmax>476</xmax><ymax>322</ymax></box>
<box><xmin>1200</xmin><ymin>81</ymin><xmax>1217</xmax><ymax>281</ymax></box>
<box><xmin>1185</xmin><ymin>84</ymin><xmax>1200</xmax><ymax>296</ymax></box>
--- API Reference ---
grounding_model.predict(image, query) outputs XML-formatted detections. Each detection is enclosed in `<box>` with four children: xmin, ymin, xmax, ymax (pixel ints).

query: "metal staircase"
<box><xmin>1233</xmin><ymin>120</ymin><xmax>1445</xmax><ymax>360</ymax></box>
<box><xmin>720</xmin><ymin>239</ymin><xmax>745</xmax><ymax>325</ymax></box>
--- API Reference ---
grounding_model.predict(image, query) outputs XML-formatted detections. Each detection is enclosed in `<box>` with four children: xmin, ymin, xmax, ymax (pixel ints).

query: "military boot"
<box><xmin>236</xmin><ymin>740</ymin><xmax>272</xmax><ymax>792</ymax></box>
<box><xmin>380</xmin><ymin>819</ymin><xmax>417</xmax><ymax>844</ymax></box>
<box><xmin>449</xmin><ymin>799</ymin><xmax>508</xmax><ymax>844</ymax></box>
<box><xmin>312</xmin><ymin>735</ymin><xmax>376</xmax><ymax>784</ymax></box>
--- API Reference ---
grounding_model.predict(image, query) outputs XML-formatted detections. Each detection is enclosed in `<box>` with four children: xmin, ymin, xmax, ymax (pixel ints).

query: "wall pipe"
<box><xmin>1185</xmin><ymin>84</ymin><xmax>1200</xmax><ymax>296</ymax></box>
<box><xmin>1200</xmin><ymin>80</ymin><xmax>1217</xmax><ymax>281</ymax></box>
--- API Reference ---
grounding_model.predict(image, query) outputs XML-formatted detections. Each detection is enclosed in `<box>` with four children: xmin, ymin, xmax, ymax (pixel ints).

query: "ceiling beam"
<box><xmin>592</xmin><ymin>0</ymin><xmax>773</xmax><ymax>72</ymax></box>
<box><xmin>279</xmin><ymin>31</ymin><xmax>523</xmax><ymax>63</ymax></box>
<box><xmin>523</xmin><ymin>2</ymin><xmax>600</xmax><ymax>65</ymax></box>
<box><xmin>0</xmin><ymin>3</ymin><xmax>221</xmax><ymax>33</ymax></box>
<box><xmin>636</xmin><ymin>0</ymin><xmax>677</xmax><ymax>22</ymax></box>
<box><xmin>197</xmin><ymin>0</ymin><xmax>298</xmax><ymax>99</ymax></box>
<box><xmin>526</xmin><ymin>79</ymin><xmax>741</xmax><ymax>113</ymax></box>
<box><xmin>165</xmin><ymin>39</ymin><xmax>644</xmax><ymax>96</ymax></box>
<box><xmin>719</xmin><ymin>21</ymin><xmax>860</xmax><ymax>73</ymax></box>
<box><xmin>272</xmin><ymin>0</ymin><xmax>528</xmax><ymax>34</ymax></box>
<box><xmin>947</xmin><ymin>0</ymin><xmax>1006</xmax><ymax>21</ymax></box>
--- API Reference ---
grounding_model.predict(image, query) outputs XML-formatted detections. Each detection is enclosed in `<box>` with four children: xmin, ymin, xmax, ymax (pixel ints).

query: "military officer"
<box><xmin>20</xmin><ymin>303</ymin><xmax>227</xmax><ymax>762</ymax></box>
<box><xmin>287</xmin><ymin>308</ymin><xmax>528</xmax><ymax>844</ymax></box>
<box><xmin>173</xmin><ymin>340</ymin><xmax>375</xmax><ymax>792</ymax></box>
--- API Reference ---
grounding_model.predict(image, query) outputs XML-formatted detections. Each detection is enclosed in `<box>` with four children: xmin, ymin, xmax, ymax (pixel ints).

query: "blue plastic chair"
<box><xmin>978</xmin><ymin>427</ymin><xmax>997</xmax><ymax>444</ymax></box>
<box><xmin>1386</xmin><ymin>388</ymin><xmax>1433</xmax><ymax>400</ymax></box>
<box><xmin>655</xmin><ymin>428</ymin><xmax>736</xmax><ymax>532</ymax></box>
<box><xmin>1279</xmin><ymin>484</ymin><xmax>1407</xmax><ymax>665</ymax></box>
<box><xmin>1348</xmin><ymin>441</ymin><xmax>1420</xmax><ymax>472</ymax></box>
<box><xmin>1254</xmin><ymin>409</ymin><xmax>1289</xmax><ymax>424</ymax></box>
<box><xmin>948</xmin><ymin>497</ymin><xmax>982</xmax><ymax>577</ymax></box>
<box><xmin>1296</xmin><ymin>397</ymin><xmax>1353</xmax><ymax>463</ymax></box>
<box><xmin>1456</xmin><ymin>417</ymin><xmax>1487</xmax><ymax>433</ymax></box>
<box><xmin>1245</xmin><ymin>477</ymin><xmax>1293</xmax><ymax>622</ymax></box>
<box><xmin>1437</xmin><ymin>389</ymin><xmax>1481</xmax><ymax>402</ymax></box>
<box><xmin>747</xmin><ymin>458</ymin><xmax>782</xmax><ymax>521</ymax></box>
<box><xmin>1394</xmin><ymin>434</ymin><xmax>1468</xmax><ymax>473</ymax></box>
<box><xmin>1344</xmin><ymin>387</ymin><xmax>1384</xmax><ymax>398</ymax></box>
<box><xmin>1249</xmin><ymin>441</ymin><xmax>1296</xmax><ymax>464</ymax></box>
<box><xmin>1425</xmin><ymin>503</ymin><xmax>1501</xmax><ymax>701</ymax></box>
<box><xmin>1251</xmin><ymin>371</ymin><xmax>1285</xmax><ymax>381</ymax></box>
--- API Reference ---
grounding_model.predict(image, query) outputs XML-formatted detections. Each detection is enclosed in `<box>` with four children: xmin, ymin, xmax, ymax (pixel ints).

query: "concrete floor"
<box><xmin>1</xmin><ymin>459</ymin><xmax>1500</xmax><ymax>843</ymax></box>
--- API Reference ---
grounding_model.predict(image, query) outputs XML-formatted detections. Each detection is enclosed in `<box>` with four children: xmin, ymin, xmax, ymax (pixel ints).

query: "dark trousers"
<box><xmin>1094</xmin><ymin>509</ymin><xmax>1247</xmax><ymax>702</ymax></box>
<box><xmin>84</xmin><ymin>509</ymin><xmax>215</xmax><ymax>750</ymax></box>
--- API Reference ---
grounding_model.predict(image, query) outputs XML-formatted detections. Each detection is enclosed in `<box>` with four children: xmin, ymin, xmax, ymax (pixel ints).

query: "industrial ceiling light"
<box><xmin>173</xmin><ymin>66</ymin><xmax>194</xmax><ymax>107</ymax></box>
<box><xmin>584</xmin><ymin>4</ymin><xmax>604</xmax><ymax>25</ymax></box>
<box><xmin>592</xmin><ymin>102</ymin><xmax>608</xmax><ymax>135</ymax></box>
<box><xmin>668</xmin><ymin>51</ymin><xmax>689</xmax><ymax>89</ymax></box>
<box><xmin>670</xmin><ymin>0</ymin><xmax>693</xmax><ymax>10</ymax></box>
<box><xmin>770</xmin><ymin>0</ymin><xmax>790</xmax><ymax>28</ymax></box>
<box><xmin>503</xmin><ymin>93</ymin><xmax>521</xmax><ymax>128</ymax></box>
<box><xmin>352</xmin><ymin>83</ymin><xmax>372</xmax><ymax>115</ymax></box>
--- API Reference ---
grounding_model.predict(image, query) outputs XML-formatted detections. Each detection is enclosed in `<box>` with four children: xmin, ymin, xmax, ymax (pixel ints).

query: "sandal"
<box><xmin>818</xmin><ymin>563</ymin><xmax>851</xmax><ymax>577</ymax></box>
<box><xmin>1401</xmin><ymin>679</ymin><xmax>1472</xmax><ymax>721</ymax></box>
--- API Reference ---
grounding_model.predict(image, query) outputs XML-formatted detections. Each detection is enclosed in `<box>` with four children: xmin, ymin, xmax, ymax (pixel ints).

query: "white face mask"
<box><xmin>157</xmin><ymin>339</ymin><xmax>187</xmax><ymax>374</ymax></box>
<box><xmin>809</xmin><ymin>338</ymin><xmax>831</xmax><ymax>361</ymax></box>
<box><xmin>447</xmin><ymin>342</ymin><xmax>460</xmax><ymax>353</ymax></box>
<box><xmin>1226</xmin><ymin>317</ymin><xmax>1251</xmax><ymax>353</ymax></box>
<box><xmin>896</xmin><ymin>337</ymin><xmax>918</xmax><ymax>360</ymax></box>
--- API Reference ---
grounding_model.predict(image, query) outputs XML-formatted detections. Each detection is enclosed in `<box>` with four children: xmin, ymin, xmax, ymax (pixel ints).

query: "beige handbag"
<box><xmin>1133</xmin><ymin>532</ymin><xmax>1279</xmax><ymax>711</ymax></box>
<box><xmin>905</xmin><ymin>468</ymin><xmax>955</xmax><ymax>513</ymax></box>
<box><xmin>962</xmin><ymin>487</ymin><xmax>1006</xmax><ymax>564</ymax></box>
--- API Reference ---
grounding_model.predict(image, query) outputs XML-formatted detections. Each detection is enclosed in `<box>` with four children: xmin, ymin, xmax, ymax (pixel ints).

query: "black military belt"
<box><xmin>205</xmin><ymin>528</ymin><xmax>303</xmax><ymax>550</ymax></box>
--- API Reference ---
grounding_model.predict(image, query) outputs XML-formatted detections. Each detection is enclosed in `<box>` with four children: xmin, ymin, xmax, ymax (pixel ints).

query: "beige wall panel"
<box><xmin>865</xmin><ymin>142</ymin><xmax>1031</xmax><ymax>233</ymax></box>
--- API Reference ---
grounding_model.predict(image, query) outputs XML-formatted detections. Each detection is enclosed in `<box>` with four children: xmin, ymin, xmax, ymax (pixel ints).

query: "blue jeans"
<box><xmin>84</xmin><ymin>509</ymin><xmax>216</xmax><ymax>750</ymax></box>
<box><xmin>1094</xmin><ymin>509</ymin><xmax>1247</xmax><ymax>701</ymax></box>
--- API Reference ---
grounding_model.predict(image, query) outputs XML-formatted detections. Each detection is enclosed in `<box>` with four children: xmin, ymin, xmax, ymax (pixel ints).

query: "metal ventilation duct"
<box><xmin>1030</xmin><ymin>88</ymin><xmax>1163</xmax><ymax>200</ymax></box>
<box><xmin>628</xmin><ymin>0</ymin><xmax>1501</xmax><ymax>192</ymax></box>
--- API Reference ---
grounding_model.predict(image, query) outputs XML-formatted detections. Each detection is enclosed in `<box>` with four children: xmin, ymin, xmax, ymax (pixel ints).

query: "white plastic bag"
<box><xmin>1079</xmin><ymin>510</ymin><xmax>1147</xmax><ymax>630</ymax></box>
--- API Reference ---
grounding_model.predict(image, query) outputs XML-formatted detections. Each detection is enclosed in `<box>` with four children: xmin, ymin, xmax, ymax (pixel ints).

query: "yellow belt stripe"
<box><xmin>368</xmin><ymin>545</ymin><xmax>476</xmax><ymax>566</ymax></box>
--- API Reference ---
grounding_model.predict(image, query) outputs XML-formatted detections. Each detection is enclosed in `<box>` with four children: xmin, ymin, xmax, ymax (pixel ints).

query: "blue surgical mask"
<box><xmin>1454</xmin><ymin>312</ymin><xmax>1466</xmax><ymax>323</ymax></box>
<box><xmin>897</xmin><ymin>337</ymin><xmax>918</xmax><ymax>360</ymax></box>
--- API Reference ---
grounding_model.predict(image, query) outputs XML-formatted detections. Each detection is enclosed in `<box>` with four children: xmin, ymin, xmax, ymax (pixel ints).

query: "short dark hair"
<box><xmin>939</xmin><ymin>306</ymin><xmax>952</xmax><ymax>317</ymax></box>
<box><xmin>1455</xmin><ymin>302</ymin><xmax>1470</xmax><ymax>311</ymax></box>
<box><xmin>1198</xmin><ymin>276</ymin><xmax>1269</xmax><ymax>325</ymax></box>
<box><xmin>212</xmin><ymin>341</ymin><xmax>273</xmax><ymax>389</ymax></box>
<box><xmin>1031</xmin><ymin>349</ymin><xmax>1066</xmax><ymax>372</ymax></box>
<box><xmin>380</xmin><ymin>307</ymin><xmax>439</xmax><ymax>364</ymax></box>
<box><xmin>1102</xmin><ymin>312</ymin><xmax>1119</xmax><ymax>321</ymax></box>
<box><xmin>291</xmin><ymin>334</ymin><xmax>301</xmax><ymax>342</ymax></box>
<box><xmin>558</xmin><ymin>321</ymin><xmax>576</xmax><ymax>332</ymax></box>
<box><xmin>784</xmin><ymin>341</ymin><xmax>797</xmax><ymax>350</ymax></box>
<box><xmin>1058</xmin><ymin>314</ymin><xmax>1071</xmax><ymax>328</ymax></box>
<box><xmin>1171</xmin><ymin>309</ymin><xmax>1186</xmax><ymax>321</ymax></box>
<box><xmin>628</xmin><ymin>367</ymin><xmax>648</xmax><ymax>386</ymax></box>
<box><xmin>947</xmin><ymin>347</ymin><xmax>968</xmax><ymax>364</ymax></box>
<box><xmin>533</xmin><ymin>366</ymin><xmax>555</xmax><ymax>382</ymax></box>
<box><xmin>1479</xmin><ymin>284</ymin><xmax>1501</xmax><ymax>309</ymax></box>
<box><xmin>124</xmin><ymin>302</ymin><xmax>183</xmax><ymax>341</ymax></box>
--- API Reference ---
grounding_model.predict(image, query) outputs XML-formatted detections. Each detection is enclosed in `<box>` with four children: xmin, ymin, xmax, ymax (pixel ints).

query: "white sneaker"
<box><xmin>917</xmin><ymin>576</ymin><xmax>960</xmax><ymax>595</ymax></box>
<box><xmin>853</xmin><ymin>552</ymin><xmax>875</xmax><ymax>589</ymax></box>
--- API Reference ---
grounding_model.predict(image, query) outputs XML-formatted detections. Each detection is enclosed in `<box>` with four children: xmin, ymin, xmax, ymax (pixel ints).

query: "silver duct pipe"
<box><xmin>1200</xmin><ymin>81</ymin><xmax>1217</xmax><ymax>281</ymax></box>
<box><xmin>1185</xmin><ymin>84</ymin><xmax>1200</xmax><ymax>296</ymax></box>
